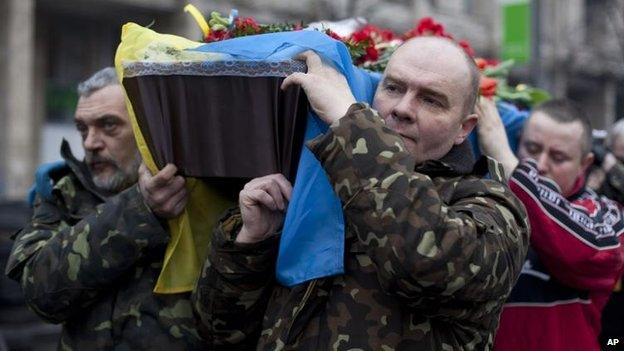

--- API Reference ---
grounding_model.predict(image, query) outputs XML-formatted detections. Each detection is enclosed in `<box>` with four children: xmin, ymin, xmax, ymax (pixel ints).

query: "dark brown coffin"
<box><xmin>122</xmin><ymin>60</ymin><xmax>308</xmax><ymax>182</ymax></box>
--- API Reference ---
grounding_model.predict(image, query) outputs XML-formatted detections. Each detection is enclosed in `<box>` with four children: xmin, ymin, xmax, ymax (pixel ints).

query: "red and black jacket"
<box><xmin>494</xmin><ymin>159</ymin><xmax>624</xmax><ymax>351</ymax></box>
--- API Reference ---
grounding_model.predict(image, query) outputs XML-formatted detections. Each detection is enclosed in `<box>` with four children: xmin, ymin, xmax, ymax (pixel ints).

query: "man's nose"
<box><xmin>84</xmin><ymin>128</ymin><xmax>104</xmax><ymax>151</ymax></box>
<box><xmin>390</xmin><ymin>94</ymin><xmax>415</xmax><ymax>123</ymax></box>
<box><xmin>536</xmin><ymin>153</ymin><xmax>550</xmax><ymax>175</ymax></box>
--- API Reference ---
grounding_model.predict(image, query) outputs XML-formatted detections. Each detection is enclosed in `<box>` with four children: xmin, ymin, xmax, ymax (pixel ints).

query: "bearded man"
<box><xmin>6</xmin><ymin>67</ymin><xmax>203</xmax><ymax>350</ymax></box>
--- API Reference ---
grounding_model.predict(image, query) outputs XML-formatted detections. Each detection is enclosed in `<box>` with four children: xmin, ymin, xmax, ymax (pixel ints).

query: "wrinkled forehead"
<box><xmin>74</xmin><ymin>85</ymin><xmax>129</xmax><ymax>122</ymax></box>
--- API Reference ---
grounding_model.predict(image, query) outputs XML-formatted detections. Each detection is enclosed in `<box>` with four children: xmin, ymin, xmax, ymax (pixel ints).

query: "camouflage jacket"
<box><xmin>598</xmin><ymin>162</ymin><xmax>624</xmax><ymax>205</ymax></box>
<box><xmin>194</xmin><ymin>103</ymin><xmax>530</xmax><ymax>351</ymax></box>
<box><xmin>5</xmin><ymin>141</ymin><xmax>203</xmax><ymax>350</ymax></box>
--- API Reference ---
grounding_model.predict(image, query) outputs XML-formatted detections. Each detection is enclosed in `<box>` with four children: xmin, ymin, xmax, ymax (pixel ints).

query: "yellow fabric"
<box><xmin>115</xmin><ymin>23</ymin><xmax>235</xmax><ymax>293</ymax></box>
<box><xmin>184</xmin><ymin>4</ymin><xmax>210</xmax><ymax>38</ymax></box>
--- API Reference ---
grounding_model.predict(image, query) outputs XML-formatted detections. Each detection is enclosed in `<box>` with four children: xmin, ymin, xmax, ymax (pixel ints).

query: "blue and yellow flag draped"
<box><xmin>114</xmin><ymin>23</ymin><xmax>531</xmax><ymax>291</ymax></box>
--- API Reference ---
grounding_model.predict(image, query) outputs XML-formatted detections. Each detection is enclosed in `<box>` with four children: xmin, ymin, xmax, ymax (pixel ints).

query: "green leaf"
<box><xmin>527</xmin><ymin>88</ymin><xmax>551</xmax><ymax>106</ymax></box>
<box><xmin>483</xmin><ymin>59</ymin><xmax>515</xmax><ymax>78</ymax></box>
<box><xmin>209</xmin><ymin>11</ymin><xmax>230</xmax><ymax>27</ymax></box>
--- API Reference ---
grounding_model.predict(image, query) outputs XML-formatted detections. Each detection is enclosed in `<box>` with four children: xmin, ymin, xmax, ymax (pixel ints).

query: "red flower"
<box><xmin>351</xmin><ymin>30</ymin><xmax>371</xmax><ymax>43</ymax></box>
<box><xmin>480</xmin><ymin>76</ymin><xmax>498</xmax><ymax>97</ymax></box>
<box><xmin>364</xmin><ymin>46</ymin><xmax>379</xmax><ymax>61</ymax></box>
<box><xmin>233</xmin><ymin>17</ymin><xmax>261</xmax><ymax>36</ymax></box>
<box><xmin>418</xmin><ymin>17</ymin><xmax>443</xmax><ymax>35</ymax></box>
<box><xmin>404</xmin><ymin>17</ymin><xmax>452</xmax><ymax>39</ymax></box>
<box><xmin>354</xmin><ymin>25</ymin><xmax>395</xmax><ymax>43</ymax></box>
<box><xmin>475</xmin><ymin>58</ymin><xmax>487</xmax><ymax>70</ymax></box>
<box><xmin>205</xmin><ymin>29</ymin><xmax>231</xmax><ymax>42</ymax></box>
<box><xmin>379</xmin><ymin>28</ymin><xmax>395</xmax><ymax>41</ymax></box>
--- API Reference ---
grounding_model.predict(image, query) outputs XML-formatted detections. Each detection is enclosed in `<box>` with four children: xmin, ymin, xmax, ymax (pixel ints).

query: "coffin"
<box><xmin>122</xmin><ymin>60</ymin><xmax>309</xmax><ymax>182</ymax></box>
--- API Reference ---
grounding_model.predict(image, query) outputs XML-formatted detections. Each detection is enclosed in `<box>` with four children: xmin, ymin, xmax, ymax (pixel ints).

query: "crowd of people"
<box><xmin>4</xmin><ymin>33</ymin><xmax>624</xmax><ymax>351</ymax></box>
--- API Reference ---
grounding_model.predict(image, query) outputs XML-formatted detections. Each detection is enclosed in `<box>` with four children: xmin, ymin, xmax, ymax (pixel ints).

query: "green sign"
<box><xmin>501</xmin><ymin>0</ymin><xmax>531</xmax><ymax>63</ymax></box>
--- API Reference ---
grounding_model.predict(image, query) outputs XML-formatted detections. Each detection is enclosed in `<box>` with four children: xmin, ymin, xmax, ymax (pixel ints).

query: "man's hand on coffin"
<box><xmin>138</xmin><ymin>163</ymin><xmax>188</xmax><ymax>219</ymax></box>
<box><xmin>237</xmin><ymin>174</ymin><xmax>292</xmax><ymax>244</ymax></box>
<box><xmin>282</xmin><ymin>50</ymin><xmax>356</xmax><ymax>124</ymax></box>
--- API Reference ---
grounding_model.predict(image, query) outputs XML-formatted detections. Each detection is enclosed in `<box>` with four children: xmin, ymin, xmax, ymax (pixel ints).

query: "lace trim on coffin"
<box><xmin>122</xmin><ymin>60</ymin><xmax>307</xmax><ymax>78</ymax></box>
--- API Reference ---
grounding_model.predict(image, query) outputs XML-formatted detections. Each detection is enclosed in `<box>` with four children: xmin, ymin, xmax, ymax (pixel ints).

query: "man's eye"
<box><xmin>385</xmin><ymin>84</ymin><xmax>398</xmax><ymax>93</ymax></box>
<box><xmin>422</xmin><ymin>96</ymin><xmax>443</xmax><ymax>108</ymax></box>
<box><xmin>525</xmin><ymin>144</ymin><xmax>539</xmax><ymax>154</ymax></box>
<box><xmin>551</xmin><ymin>156</ymin><xmax>567</xmax><ymax>164</ymax></box>
<box><xmin>103</xmin><ymin>122</ymin><xmax>117</xmax><ymax>132</ymax></box>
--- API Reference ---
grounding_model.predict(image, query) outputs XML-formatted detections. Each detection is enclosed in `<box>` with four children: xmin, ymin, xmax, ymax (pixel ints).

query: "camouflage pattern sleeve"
<box><xmin>599</xmin><ymin>161</ymin><xmax>624</xmax><ymax>205</ymax></box>
<box><xmin>192</xmin><ymin>208</ymin><xmax>279</xmax><ymax>349</ymax></box>
<box><xmin>5</xmin><ymin>182</ymin><xmax>169</xmax><ymax>323</ymax></box>
<box><xmin>307</xmin><ymin>103</ymin><xmax>529</xmax><ymax>313</ymax></box>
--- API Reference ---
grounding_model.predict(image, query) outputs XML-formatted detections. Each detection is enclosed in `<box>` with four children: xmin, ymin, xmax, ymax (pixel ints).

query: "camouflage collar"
<box><xmin>415</xmin><ymin>139</ymin><xmax>476</xmax><ymax>177</ymax></box>
<box><xmin>59</xmin><ymin>139</ymin><xmax>107</xmax><ymax>201</ymax></box>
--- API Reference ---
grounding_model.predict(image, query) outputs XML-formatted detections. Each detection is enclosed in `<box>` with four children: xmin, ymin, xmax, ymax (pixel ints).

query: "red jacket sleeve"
<box><xmin>509</xmin><ymin>159</ymin><xmax>624</xmax><ymax>291</ymax></box>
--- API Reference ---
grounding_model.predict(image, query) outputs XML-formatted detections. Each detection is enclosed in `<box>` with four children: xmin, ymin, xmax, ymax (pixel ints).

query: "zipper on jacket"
<box><xmin>284</xmin><ymin>279</ymin><xmax>318</xmax><ymax>343</ymax></box>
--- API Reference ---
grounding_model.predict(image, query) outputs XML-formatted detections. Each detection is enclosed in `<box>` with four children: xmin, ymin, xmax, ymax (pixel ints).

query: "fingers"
<box><xmin>149</xmin><ymin>176</ymin><xmax>185</xmax><ymax>205</ymax></box>
<box><xmin>242</xmin><ymin>174</ymin><xmax>293</xmax><ymax>211</ymax></box>
<box><xmin>172</xmin><ymin>195</ymin><xmax>188</xmax><ymax>216</ymax></box>
<box><xmin>281</xmin><ymin>51</ymin><xmax>324</xmax><ymax>90</ymax></box>
<box><xmin>479</xmin><ymin>97</ymin><xmax>496</xmax><ymax>112</ymax></box>
<box><xmin>281</xmin><ymin>72</ymin><xmax>308</xmax><ymax>91</ymax></box>
<box><xmin>241</xmin><ymin>188</ymin><xmax>279</xmax><ymax>211</ymax></box>
<box><xmin>138</xmin><ymin>162</ymin><xmax>149</xmax><ymax>176</ymax></box>
<box><xmin>148</xmin><ymin>179</ymin><xmax>187</xmax><ymax>219</ymax></box>
<box><xmin>138</xmin><ymin>163</ymin><xmax>188</xmax><ymax>218</ymax></box>
<box><xmin>297</xmin><ymin>50</ymin><xmax>323</xmax><ymax>72</ymax></box>
<box><xmin>143</xmin><ymin>164</ymin><xmax>178</xmax><ymax>194</ymax></box>
<box><xmin>167</xmin><ymin>186</ymin><xmax>189</xmax><ymax>215</ymax></box>
<box><xmin>245</xmin><ymin>174</ymin><xmax>292</xmax><ymax>207</ymax></box>
<box><xmin>476</xmin><ymin>98</ymin><xmax>502</xmax><ymax>127</ymax></box>
<box><xmin>245</xmin><ymin>174</ymin><xmax>292</xmax><ymax>199</ymax></box>
<box><xmin>138</xmin><ymin>163</ymin><xmax>152</xmax><ymax>187</ymax></box>
<box><xmin>151</xmin><ymin>164</ymin><xmax>178</xmax><ymax>187</ymax></box>
<box><xmin>270</xmin><ymin>174</ymin><xmax>293</xmax><ymax>201</ymax></box>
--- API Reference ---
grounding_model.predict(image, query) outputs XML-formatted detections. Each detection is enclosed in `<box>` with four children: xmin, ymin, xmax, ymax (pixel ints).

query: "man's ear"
<box><xmin>581</xmin><ymin>152</ymin><xmax>595</xmax><ymax>173</ymax></box>
<box><xmin>454</xmin><ymin>113</ymin><xmax>479</xmax><ymax>145</ymax></box>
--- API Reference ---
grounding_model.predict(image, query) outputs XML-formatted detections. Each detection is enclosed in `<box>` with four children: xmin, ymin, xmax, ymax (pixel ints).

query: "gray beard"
<box><xmin>91</xmin><ymin>152</ymin><xmax>142</xmax><ymax>194</ymax></box>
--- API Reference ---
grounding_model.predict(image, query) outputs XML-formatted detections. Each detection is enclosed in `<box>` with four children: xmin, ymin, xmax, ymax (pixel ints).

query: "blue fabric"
<box><xmin>27</xmin><ymin>160</ymin><xmax>67</xmax><ymax>206</ymax></box>
<box><xmin>469</xmin><ymin>100</ymin><xmax>530</xmax><ymax>158</ymax></box>
<box><xmin>194</xmin><ymin>31</ymin><xmax>380</xmax><ymax>286</ymax></box>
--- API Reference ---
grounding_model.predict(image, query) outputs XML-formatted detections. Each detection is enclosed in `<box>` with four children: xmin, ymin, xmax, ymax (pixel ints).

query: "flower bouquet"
<box><xmin>184</xmin><ymin>5</ymin><xmax>550</xmax><ymax>107</ymax></box>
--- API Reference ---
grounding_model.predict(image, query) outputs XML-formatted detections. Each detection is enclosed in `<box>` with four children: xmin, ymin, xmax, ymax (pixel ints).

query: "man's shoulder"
<box><xmin>33</xmin><ymin>169</ymin><xmax>101</xmax><ymax>221</ymax></box>
<box><xmin>438</xmin><ymin>158</ymin><xmax>528</xmax><ymax>224</ymax></box>
<box><xmin>53</xmin><ymin>168</ymin><xmax>91</xmax><ymax>197</ymax></box>
<box><xmin>440</xmin><ymin>158</ymin><xmax>512</xmax><ymax>197</ymax></box>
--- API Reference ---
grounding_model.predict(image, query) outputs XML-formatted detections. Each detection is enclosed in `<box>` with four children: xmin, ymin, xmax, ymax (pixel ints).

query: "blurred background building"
<box><xmin>0</xmin><ymin>0</ymin><xmax>623</xmax><ymax>349</ymax></box>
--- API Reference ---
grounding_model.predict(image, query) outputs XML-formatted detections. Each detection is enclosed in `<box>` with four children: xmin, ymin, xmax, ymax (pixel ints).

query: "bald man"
<box><xmin>194</xmin><ymin>37</ymin><xmax>529</xmax><ymax>350</ymax></box>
